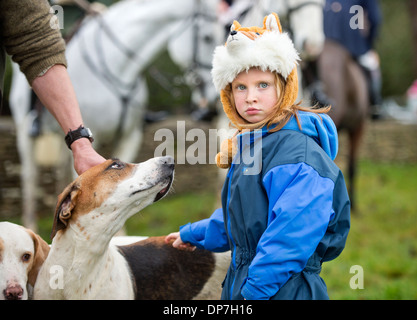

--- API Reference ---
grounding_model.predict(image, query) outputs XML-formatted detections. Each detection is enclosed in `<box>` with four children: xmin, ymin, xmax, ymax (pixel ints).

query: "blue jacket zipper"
<box><xmin>226</xmin><ymin>162</ymin><xmax>237</xmax><ymax>299</ymax></box>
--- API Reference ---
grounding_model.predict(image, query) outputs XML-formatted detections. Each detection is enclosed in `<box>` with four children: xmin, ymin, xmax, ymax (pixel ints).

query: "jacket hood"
<box><xmin>281</xmin><ymin>111</ymin><xmax>338</xmax><ymax>160</ymax></box>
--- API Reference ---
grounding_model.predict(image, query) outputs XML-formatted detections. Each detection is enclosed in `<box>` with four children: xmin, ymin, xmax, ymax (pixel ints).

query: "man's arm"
<box><xmin>31</xmin><ymin>65</ymin><xmax>105</xmax><ymax>174</ymax></box>
<box><xmin>1</xmin><ymin>0</ymin><xmax>105</xmax><ymax>174</ymax></box>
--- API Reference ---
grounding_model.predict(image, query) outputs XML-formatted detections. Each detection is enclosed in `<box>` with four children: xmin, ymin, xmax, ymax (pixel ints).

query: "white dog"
<box><xmin>0</xmin><ymin>222</ymin><xmax>50</xmax><ymax>300</ymax></box>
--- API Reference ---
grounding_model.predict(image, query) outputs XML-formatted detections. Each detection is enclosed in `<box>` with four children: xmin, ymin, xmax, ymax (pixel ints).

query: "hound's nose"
<box><xmin>3</xmin><ymin>284</ymin><xmax>24</xmax><ymax>300</ymax></box>
<box><xmin>230</xmin><ymin>30</ymin><xmax>237</xmax><ymax>36</ymax></box>
<box><xmin>159</xmin><ymin>156</ymin><xmax>175</xmax><ymax>170</ymax></box>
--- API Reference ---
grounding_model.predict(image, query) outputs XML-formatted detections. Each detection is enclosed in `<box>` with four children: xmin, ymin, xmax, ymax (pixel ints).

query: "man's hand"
<box><xmin>71</xmin><ymin>138</ymin><xmax>106</xmax><ymax>175</ymax></box>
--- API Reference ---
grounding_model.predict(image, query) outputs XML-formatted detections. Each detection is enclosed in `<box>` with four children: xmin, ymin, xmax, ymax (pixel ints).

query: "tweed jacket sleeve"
<box><xmin>0</xmin><ymin>0</ymin><xmax>67</xmax><ymax>84</ymax></box>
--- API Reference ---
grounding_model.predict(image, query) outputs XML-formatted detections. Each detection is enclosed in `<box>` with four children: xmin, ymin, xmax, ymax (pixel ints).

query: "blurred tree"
<box><xmin>376</xmin><ymin>0</ymin><xmax>415</xmax><ymax>97</ymax></box>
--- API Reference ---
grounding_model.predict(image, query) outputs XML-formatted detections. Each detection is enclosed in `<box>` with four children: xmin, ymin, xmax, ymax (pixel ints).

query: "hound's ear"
<box><xmin>264</xmin><ymin>13</ymin><xmax>282</xmax><ymax>33</ymax></box>
<box><xmin>25</xmin><ymin>228</ymin><xmax>50</xmax><ymax>287</ymax></box>
<box><xmin>51</xmin><ymin>181</ymin><xmax>81</xmax><ymax>239</ymax></box>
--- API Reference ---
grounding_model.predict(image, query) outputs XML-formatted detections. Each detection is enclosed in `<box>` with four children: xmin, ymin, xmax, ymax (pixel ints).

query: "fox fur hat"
<box><xmin>211</xmin><ymin>13</ymin><xmax>300</xmax><ymax>131</ymax></box>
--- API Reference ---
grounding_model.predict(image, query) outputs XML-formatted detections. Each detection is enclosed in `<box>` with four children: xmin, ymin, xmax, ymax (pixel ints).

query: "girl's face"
<box><xmin>231</xmin><ymin>68</ymin><xmax>279</xmax><ymax>124</ymax></box>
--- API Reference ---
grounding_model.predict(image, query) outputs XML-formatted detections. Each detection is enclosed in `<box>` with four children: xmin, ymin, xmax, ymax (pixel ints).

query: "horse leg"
<box><xmin>317</xmin><ymin>40</ymin><xmax>348</xmax><ymax>127</ymax></box>
<box><xmin>16</xmin><ymin>118</ymin><xmax>38</xmax><ymax>231</ymax></box>
<box><xmin>346</xmin><ymin>59</ymin><xmax>369</xmax><ymax>211</ymax></box>
<box><xmin>21</xmin><ymin>157</ymin><xmax>38</xmax><ymax>231</ymax></box>
<box><xmin>347</xmin><ymin>123</ymin><xmax>364</xmax><ymax>211</ymax></box>
<box><xmin>56</xmin><ymin>146</ymin><xmax>74</xmax><ymax>192</ymax></box>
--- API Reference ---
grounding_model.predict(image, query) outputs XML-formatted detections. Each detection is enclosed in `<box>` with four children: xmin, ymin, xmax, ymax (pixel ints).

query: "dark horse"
<box><xmin>318</xmin><ymin>39</ymin><xmax>369</xmax><ymax>209</ymax></box>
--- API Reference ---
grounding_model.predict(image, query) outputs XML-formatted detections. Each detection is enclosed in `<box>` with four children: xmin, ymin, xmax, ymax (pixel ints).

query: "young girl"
<box><xmin>166</xmin><ymin>13</ymin><xmax>350</xmax><ymax>300</ymax></box>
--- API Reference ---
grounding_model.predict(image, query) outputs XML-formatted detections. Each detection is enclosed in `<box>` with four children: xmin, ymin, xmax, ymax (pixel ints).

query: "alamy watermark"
<box><xmin>349</xmin><ymin>5</ymin><xmax>365</xmax><ymax>30</ymax></box>
<box><xmin>49</xmin><ymin>4</ymin><xmax>366</xmax><ymax>32</ymax></box>
<box><xmin>350</xmin><ymin>265</ymin><xmax>365</xmax><ymax>290</ymax></box>
<box><xmin>153</xmin><ymin>121</ymin><xmax>263</xmax><ymax>175</ymax></box>
<box><xmin>49</xmin><ymin>265</ymin><xmax>64</xmax><ymax>290</ymax></box>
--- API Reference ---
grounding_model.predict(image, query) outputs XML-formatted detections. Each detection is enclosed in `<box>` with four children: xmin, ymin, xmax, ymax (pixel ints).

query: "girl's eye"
<box><xmin>237</xmin><ymin>84</ymin><xmax>246</xmax><ymax>90</ymax></box>
<box><xmin>259</xmin><ymin>82</ymin><xmax>269</xmax><ymax>89</ymax></box>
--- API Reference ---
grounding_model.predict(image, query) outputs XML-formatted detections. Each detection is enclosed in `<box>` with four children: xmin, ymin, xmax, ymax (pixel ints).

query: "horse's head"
<box><xmin>167</xmin><ymin>0</ymin><xmax>222</xmax><ymax>108</ymax></box>
<box><xmin>285</xmin><ymin>0</ymin><xmax>325</xmax><ymax>60</ymax></box>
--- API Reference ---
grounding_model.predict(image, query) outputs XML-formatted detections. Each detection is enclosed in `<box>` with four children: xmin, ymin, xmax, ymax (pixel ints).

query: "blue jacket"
<box><xmin>180</xmin><ymin>111</ymin><xmax>350</xmax><ymax>300</ymax></box>
<box><xmin>323</xmin><ymin>0</ymin><xmax>382</xmax><ymax>58</ymax></box>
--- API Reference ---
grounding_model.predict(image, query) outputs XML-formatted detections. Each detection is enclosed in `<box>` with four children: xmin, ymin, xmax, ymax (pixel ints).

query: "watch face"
<box><xmin>85</xmin><ymin>128</ymin><xmax>93</xmax><ymax>138</ymax></box>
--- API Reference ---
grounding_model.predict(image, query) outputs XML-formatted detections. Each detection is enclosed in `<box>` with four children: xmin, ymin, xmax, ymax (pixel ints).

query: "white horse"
<box><xmin>9</xmin><ymin>0</ymin><xmax>221</xmax><ymax>230</ymax></box>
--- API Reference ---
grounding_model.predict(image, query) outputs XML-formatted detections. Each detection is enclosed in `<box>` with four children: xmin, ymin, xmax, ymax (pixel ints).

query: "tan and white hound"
<box><xmin>34</xmin><ymin>156</ymin><xmax>228</xmax><ymax>300</ymax></box>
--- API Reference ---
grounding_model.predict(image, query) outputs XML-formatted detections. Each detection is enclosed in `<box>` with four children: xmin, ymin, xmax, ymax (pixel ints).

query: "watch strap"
<box><xmin>65</xmin><ymin>125</ymin><xmax>94</xmax><ymax>149</ymax></box>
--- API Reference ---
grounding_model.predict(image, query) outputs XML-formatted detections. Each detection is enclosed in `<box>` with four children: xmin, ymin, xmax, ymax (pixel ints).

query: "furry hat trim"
<box><xmin>211</xmin><ymin>13</ymin><xmax>300</xmax><ymax>92</ymax></box>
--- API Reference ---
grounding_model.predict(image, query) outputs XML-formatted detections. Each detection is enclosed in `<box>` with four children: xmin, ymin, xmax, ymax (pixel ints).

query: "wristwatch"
<box><xmin>65</xmin><ymin>125</ymin><xmax>94</xmax><ymax>149</ymax></box>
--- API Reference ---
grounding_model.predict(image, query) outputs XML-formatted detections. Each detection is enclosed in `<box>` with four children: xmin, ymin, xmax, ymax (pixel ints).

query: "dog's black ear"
<box><xmin>51</xmin><ymin>181</ymin><xmax>80</xmax><ymax>240</ymax></box>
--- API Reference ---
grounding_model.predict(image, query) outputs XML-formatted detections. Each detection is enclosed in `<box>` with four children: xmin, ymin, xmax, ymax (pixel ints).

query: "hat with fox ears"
<box><xmin>211</xmin><ymin>13</ymin><xmax>300</xmax><ymax>130</ymax></box>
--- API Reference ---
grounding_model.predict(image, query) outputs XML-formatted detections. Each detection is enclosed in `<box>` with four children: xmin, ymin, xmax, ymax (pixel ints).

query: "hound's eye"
<box><xmin>109</xmin><ymin>161</ymin><xmax>124</xmax><ymax>170</ymax></box>
<box><xmin>22</xmin><ymin>253</ymin><xmax>31</xmax><ymax>262</ymax></box>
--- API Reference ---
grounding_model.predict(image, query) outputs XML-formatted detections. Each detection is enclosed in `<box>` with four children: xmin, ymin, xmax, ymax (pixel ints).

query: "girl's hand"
<box><xmin>165</xmin><ymin>232</ymin><xmax>196</xmax><ymax>251</ymax></box>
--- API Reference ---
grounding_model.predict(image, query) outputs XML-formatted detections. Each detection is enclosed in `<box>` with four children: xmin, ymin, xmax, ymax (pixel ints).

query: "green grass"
<box><xmin>321</xmin><ymin>160</ymin><xmax>417</xmax><ymax>299</ymax></box>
